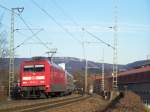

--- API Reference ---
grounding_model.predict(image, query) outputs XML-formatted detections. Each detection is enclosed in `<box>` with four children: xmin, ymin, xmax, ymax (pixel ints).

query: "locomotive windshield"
<box><xmin>24</xmin><ymin>65</ymin><xmax>34</xmax><ymax>72</ymax></box>
<box><xmin>24</xmin><ymin>65</ymin><xmax>45</xmax><ymax>72</ymax></box>
<box><xmin>35</xmin><ymin>65</ymin><xmax>45</xmax><ymax>72</ymax></box>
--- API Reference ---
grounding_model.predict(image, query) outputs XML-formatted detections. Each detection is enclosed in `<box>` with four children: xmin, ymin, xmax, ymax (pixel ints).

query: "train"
<box><xmin>12</xmin><ymin>57</ymin><xmax>74</xmax><ymax>98</ymax></box>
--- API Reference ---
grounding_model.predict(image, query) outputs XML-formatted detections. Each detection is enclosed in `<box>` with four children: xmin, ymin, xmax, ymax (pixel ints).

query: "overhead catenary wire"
<box><xmin>82</xmin><ymin>28</ymin><xmax>115</xmax><ymax>49</ymax></box>
<box><xmin>18</xmin><ymin>15</ymin><xmax>50</xmax><ymax>50</ymax></box>
<box><xmin>49</xmin><ymin>0</ymin><xmax>115</xmax><ymax>94</ymax></box>
<box><xmin>0</xmin><ymin>4</ymin><xmax>115</xmax><ymax>56</ymax></box>
<box><xmin>14</xmin><ymin>29</ymin><xmax>43</xmax><ymax>50</ymax></box>
<box><xmin>31</xmin><ymin>0</ymin><xmax>81</xmax><ymax>44</ymax></box>
<box><xmin>0</xmin><ymin>3</ymin><xmax>115</xmax><ymax>63</ymax></box>
<box><xmin>51</xmin><ymin>0</ymin><xmax>80</xmax><ymax>27</ymax></box>
<box><xmin>0</xmin><ymin>20</ymin><xmax>44</xmax><ymax>49</ymax></box>
<box><xmin>32</xmin><ymin>0</ymin><xmax>115</xmax><ymax>49</ymax></box>
<box><xmin>15</xmin><ymin>28</ymin><xmax>43</xmax><ymax>38</ymax></box>
<box><xmin>49</xmin><ymin>0</ymin><xmax>115</xmax><ymax>49</ymax></box>
<box><xmin>16</xmin><ymin>30</ymin><xmax>52</xmax><ymax>44</ymax></box>
<box><xmin>0</xmin><ymin>4</ymin><xmax>50</xmax><ymax>50</ymax></box>
<box><xmin>48</xmin><ymin>0</ymin><xmax>88</xmax><ymax>94</ymax></box>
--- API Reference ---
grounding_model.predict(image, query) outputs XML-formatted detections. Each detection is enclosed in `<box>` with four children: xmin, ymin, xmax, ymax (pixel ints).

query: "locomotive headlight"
<box><xmin>36</xmin><ymin>76</ymin><xmax>45</xmax><ymax>80</ymax></box>
<box><xmin>23</xmin><ymin>77</ymin><xmax>31</xmax><ymax>80</ymax></box>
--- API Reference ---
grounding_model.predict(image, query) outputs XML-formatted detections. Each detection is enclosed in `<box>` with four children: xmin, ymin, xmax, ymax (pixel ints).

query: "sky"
<box><xmin>0</xmin><ymin>0</ymin><xmax>150</xmax><ymax>64</ymax></box>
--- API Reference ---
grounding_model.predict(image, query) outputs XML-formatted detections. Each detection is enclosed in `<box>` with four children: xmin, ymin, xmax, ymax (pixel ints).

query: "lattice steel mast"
<box><xmin>112</xmin><ymin>0</ymin><xmax>118</xmax><ymax>90</ymax></box>
<box><xmin>101</xmin><ymin>49</ymin><xmax>105</xmax><ymax>91</ymax></box>
<box><xmin>8</xmin><ymin>7</ymin><xmax>24</xmax><ymax>100</ymax></box>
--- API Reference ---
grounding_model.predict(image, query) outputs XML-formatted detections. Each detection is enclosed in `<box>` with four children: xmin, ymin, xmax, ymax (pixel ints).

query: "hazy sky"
<box><xmin>0</xmin><ymin>0</ymin><xmax>150</xmax><ymax>64</ymax></box>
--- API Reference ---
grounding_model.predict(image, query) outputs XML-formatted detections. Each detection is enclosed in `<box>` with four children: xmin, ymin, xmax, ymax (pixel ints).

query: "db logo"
<box><xmin>31</xmin><ymin>76</ymin><xmax>36</xmax><ymax>80</ymax></box>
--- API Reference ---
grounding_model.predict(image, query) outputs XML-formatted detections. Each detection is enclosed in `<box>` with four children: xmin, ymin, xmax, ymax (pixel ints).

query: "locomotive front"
<box><xmin>20</xmin><ymin>59</ymin><xmax>50</xmax><ymax>97</ymax></box>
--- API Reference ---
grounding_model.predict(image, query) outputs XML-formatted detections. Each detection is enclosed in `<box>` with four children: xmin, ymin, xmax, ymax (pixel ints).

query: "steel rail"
<box><xmin>16</xmin><ymin>96</ymin><xmax>90</xmax><ymax>112</ymax></box>
<box><xmin>0</xmin><ymin>95</ymin><xmax>87</xmax><ymax>112</ymax></box>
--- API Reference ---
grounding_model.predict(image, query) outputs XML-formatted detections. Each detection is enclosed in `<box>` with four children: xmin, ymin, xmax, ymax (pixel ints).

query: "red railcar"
<box><xmin>19</xmin><ymin>57</ymin><xmax>74</xmax><ymax>98</ymax></box>
<box><xmin>93</xmin><ymin>66</ymin><xmax>150</xmax><ymax>100</ymax></box>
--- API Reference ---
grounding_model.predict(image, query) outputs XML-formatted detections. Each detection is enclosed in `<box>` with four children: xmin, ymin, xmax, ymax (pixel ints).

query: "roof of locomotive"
<box><xmin>22</xmin><ymin>57</ymin><xmax>64</xmax><ymax>71</ymax></box>
<box><xmin>22</xmin><ymin>56</ymin><xmax>73</xmax><ymax>77</ymax></box>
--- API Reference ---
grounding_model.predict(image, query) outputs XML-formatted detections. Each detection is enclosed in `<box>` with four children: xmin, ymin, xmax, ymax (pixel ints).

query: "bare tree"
<box><xmin>0</xmin><ymin>11</ymin><xmax>8</xmax><ymax>58</ymax></box>
<box><xmin>0</xmin><ymin>30</ymin><xmax>8</xmax><ymax>58</ymax></box>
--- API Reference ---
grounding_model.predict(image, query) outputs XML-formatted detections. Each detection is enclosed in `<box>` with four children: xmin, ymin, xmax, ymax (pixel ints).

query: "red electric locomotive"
<box><xmin>19</xmin><ymin>57</ymin><xmax>74</xmax><ymax>98</ymax></box>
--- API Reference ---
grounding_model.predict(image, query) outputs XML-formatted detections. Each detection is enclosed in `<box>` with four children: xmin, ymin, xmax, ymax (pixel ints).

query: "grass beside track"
<box><xmin>100</xmin><ymin>91</ymin><xmax>148</xmax><ymax>112</ymax></box>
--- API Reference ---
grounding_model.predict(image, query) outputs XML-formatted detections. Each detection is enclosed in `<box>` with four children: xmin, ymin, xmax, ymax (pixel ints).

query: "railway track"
<box><xmin>0</xmin><ymin>94</ymin><xmax>77</xmax><ymax>109</ymax></box>
<box><xmin>0</xmin><ymin>95</ymin><xmax>90</xmax><ymax>112</ymax></box>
